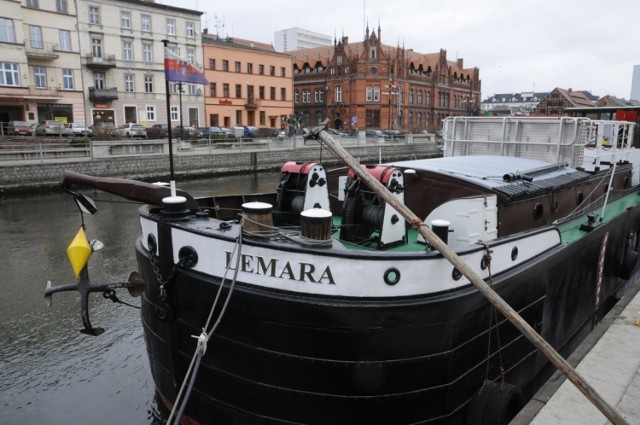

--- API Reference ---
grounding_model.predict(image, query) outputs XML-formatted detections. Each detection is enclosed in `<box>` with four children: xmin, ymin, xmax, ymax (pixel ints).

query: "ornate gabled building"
<box><xmin>288</xmin><ymin>25</ymin><xmax>481</xmax><ymax>133</ymax></box>
<box><xmin>534</xmin><ymin>87</ymin><xmax>597</xmax><ymax>116</ymax></box>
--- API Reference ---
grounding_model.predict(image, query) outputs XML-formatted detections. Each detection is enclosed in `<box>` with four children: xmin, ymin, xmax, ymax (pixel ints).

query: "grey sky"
<box><xmin>163</xmin><ymin>0</ymin><xmax>640</xmax><ymax>100</ymax></box>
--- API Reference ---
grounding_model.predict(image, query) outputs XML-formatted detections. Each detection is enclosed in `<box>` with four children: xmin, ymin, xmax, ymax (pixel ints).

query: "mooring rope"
<box><xmin>168</xmin><ymin>228</ymin><xmax>244</xmax><ymax>425</ymax></box>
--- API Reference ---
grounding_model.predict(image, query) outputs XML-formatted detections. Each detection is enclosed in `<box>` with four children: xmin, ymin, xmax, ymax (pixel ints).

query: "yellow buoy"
<box><xmin>67</xmin><ymin>226</ymin><xmax>92</xmax><ymax>278</ymax></box>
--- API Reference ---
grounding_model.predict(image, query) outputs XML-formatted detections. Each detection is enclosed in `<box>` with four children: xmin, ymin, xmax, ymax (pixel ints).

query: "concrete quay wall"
<box><xmin>0</xmin><ymin>142</ymin><xmax>440</xmax><ymax>192</ymax></box>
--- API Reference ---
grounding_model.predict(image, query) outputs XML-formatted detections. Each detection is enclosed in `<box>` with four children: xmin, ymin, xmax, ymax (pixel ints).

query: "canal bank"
<box><xmin>0</xmin><ymin>136</ymin><xmax>440</xmax><ymax>193</ymax></box>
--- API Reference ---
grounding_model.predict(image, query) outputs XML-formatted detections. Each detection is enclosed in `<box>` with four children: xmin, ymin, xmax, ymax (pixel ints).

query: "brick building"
<box><xmin>533</xmin><ymin>87</ymin><xmax>597</xmax><ymax>116</ymax></box>
<box><xmin>288</xmin><ymin>24</ymin><xmax>481</xmax><ymax>133</ymax></box>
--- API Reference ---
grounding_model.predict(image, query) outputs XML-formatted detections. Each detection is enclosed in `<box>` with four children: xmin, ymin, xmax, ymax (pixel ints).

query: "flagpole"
<box><xmin>161</xmin><ymin>39</ymin><xmax>175</xmax><ymax>181</ymax></box>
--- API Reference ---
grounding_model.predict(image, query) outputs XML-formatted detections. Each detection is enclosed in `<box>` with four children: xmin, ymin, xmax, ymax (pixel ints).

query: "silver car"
<box><xmin>113</xmin><ymin>123</ymin><xmax>148</xmax><ymax>139</ymax></box>
<box><xmin>34</xmin><ymin>120</ymin><xmax>72</xmax><ymax>137</ymax></box>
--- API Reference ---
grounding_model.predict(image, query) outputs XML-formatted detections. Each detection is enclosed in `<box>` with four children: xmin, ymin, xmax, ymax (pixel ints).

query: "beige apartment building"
<box><xmin>202</xmin><ymin>33</ymin><xmax>293</xmax><ymax>129</ymax></box>
<box><xmin>76</xmin><ymin>0</ymin><xmax>205</xmax><ymax>127</ymax></box>
<box><xmin>0</xmin><ymin>0</ymin><xmax>84</xmax><ymax>124</ymax></box>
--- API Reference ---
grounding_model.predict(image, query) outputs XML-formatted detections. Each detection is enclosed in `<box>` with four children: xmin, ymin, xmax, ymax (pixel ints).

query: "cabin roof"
<box><xmin>392</xmin><ymin>155</ymin><xmax>587</xmax><ymax>194</ymax></box>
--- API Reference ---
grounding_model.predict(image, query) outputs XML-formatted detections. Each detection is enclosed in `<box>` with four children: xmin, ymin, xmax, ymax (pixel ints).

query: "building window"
<box><xmin>417</xmin><ymin>91</ymin><xmax>423</xmax><ymax>104</ymax></box>
<box><xmin>0</xmin><ymin>62</ymin><xmax>19</xmax><ymax>86</ymax></box>
<box><xmin>369</xmin><ymin>45</ymin><xmax>377</xmax><ymax>59</ymax></box>
<box><xmin>258</xmin><ymin>64</ymin><xmax>264</xmax><ymax>75</ymax></box>
<box><xmin>146</xmin><ymin>105</ymin><xmax>156</xmax><ymax>121</ymax></box>
<box><xmin>26</xmin><ymin>0</ymin><xmax>38</xmax><ymax>7</ymax></box>
<box><xmin>93</xmin><ymin>71</ymin><xmax>105</xmax><ymax>89</ymax></box>
<box><xmin>91</xmin><ymin>36</ymin><xmax>102</xmax><ymax>57</ymax></box>
<box><xmin>235</xmin><ymin>84</ymin><xmax>241</xmax><ymax>98</ymax></box>
<box><xmin>170</xmin><ymin>105</ymin><xmax>179</xmax><ymax>121</ymax></box>
<box><xmin>247</xmin><ymin>63</ymin><xmax>253</xmax><ymax>74</ymax></box>
<box><xmin>124</xmin><ymin>74</ymin><xmax>134</xmax><ymax>92</ymax></box>
<box><xmin>223</xmin><ymin>83</ymin><xmax>229</xmax><ymax>97</ymax></box>
<box><xmin>209</xmin><ymin>82</ymin><xmax>216</xmax><ymax>97</ymax></box>
<box><xmin>302</xmin><ymin>90</ymin><xmax>310</xmax><ymax>103</ymax></box>
<box><xmin>270</xmin><ymin>86</ymin><xmax>275</xmax><ymax>100</ymax></box>
<box><xmin>314</xmin><ymin>89</ymin><xmax>321</xmax><ymax>103</ymax></box>
<box><xmin>259</xmin><ymin>86</ymin><xmax>265</xmax><ymax>99</ymax></box>
<box><xmin>186</xmin><ymin>21</ymin><xmax>194</xmax><ymax>38</ymax></box>
<box><xmin>33</xmin><ymin>66</ymin><xmax>46</xmax><ymax>88</ymax></box>
<box><xmin>235</xmin><ymin>110</ymin><xmax>242</xmax><ymax>126</ymax></box>
<box><xmin>409</xmin><ymin>89</ymin><xmax>414</xmax><ymax>104</ymax></box>
<box><xmin>281</xmin><ymin>88</ymin><xmax>286</xmax><ymax>101</ymax></box>
<box><xmin>56</xmin><ymin>0</ymin><xmax>67</xmax><ymax>13</ymax></box>
<box><xmin>373</xmin><ymin>86</ymin><xmax>380</xmax><ymax>102</ymax></box>
<box><xmin>188</xmin><ymin>84</ymin><xmax>197</xmax><ymax>95</ymax></box>
<box><xmin>294</xmin><ymin>90</ymin><xmax>299</xmax><ymax>104</ymax></box>
<box><xmin>209</xmin><ymin>58</ymin><xmax>215</xmax><ymax>70</ymax></box>
<box><xmin>122</xmin><ymin>40</ymin><xmax>133</xmax><ymax>61</ymax></box>
<box><xmin>0</xmin><ymin>18</ymin><xmax>16</xmax><ymax>43</ymax></box>
<box><xmin>270</xmin><ymin>65</ymin><xmax>275</xmax><ymax>76</ymax></box>
<box><xmin>366</xmin><ymin>86</ymin><xmax>372</xmax><ymax>102</ymax></box>
<box><xmin>62</xmin><ymin>69</ymin><xmax>74</xmax><ymax>89</ymax></box>
<box><xmin>166</xmin><ymin>45</ymin><xmax>177</xmax><ymax>56</ymax></box>
<box><xmin>335</xmin><ymin>86</ymin><xmax>343</xmax><ymax>103</ymax></box>
<box><xmin>121</xmin><ymin>11</ymin><xmax>131</xmax><ymax>29</ymax></box>
<box><xmin>222</xmin><ymin>60</ymin><xmax>229</xmax><ymax>71</ymax></box>
<box><xmin>259</xmin><ymin>111</ymin><xmax>265</xmax><ymax>126</ymax></box>
<box><xmin>141</xmin><ymin>14</ymin><xmax>151</xmax><ymax>32</ymax></box>
<box><xmin>166</xmin><ymin>19</ymin><xmax>175</xmax><ymax>35</ymax></box>
<box><xmin>186</xmin><ymin>48</ymin><xmax>194</xmax><ymax>64</ymax></box>
<box><xmin>142</xmin><ymin>42</ymin><xmax>152</xmax><ymax>62</ymax></box>
<box><xmin>234</xmin><ymin>61</ymin><xmax>241</xmax><ymax>72</ymax></box>
<box><xmin>59</xmin><ymin>30</ymin><xmax>71</xmax><ymax>51</ymax></box>
<box><xmin>315</xmin><ymin>111</ymin><xmax>323</xmax><ymax>125</ymax></box>
<box><xmin>89</xmin><ymin>6</ymin><xmax>100</xmax><ymax>24</ymax></box>
<box><xmin>281</xmin><ymin>67</ymin><xmax>286</xmax><ymax>77</ymax></box>
<box><xmin>144</xmin><ymin>75</ymin><xmax>153</xmax><ymax>92</ymax></box>
<box><xmin>29</xmin><ymin>25</ymin><xmax>43</xmax><ymax>48</ymax></box>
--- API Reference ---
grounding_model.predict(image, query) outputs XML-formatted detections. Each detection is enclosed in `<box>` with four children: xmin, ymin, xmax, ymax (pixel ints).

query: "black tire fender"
<box><xmin>466</xmin><ymin>381</ymin><xmax>523</xmax><ymax>425</ymax></box>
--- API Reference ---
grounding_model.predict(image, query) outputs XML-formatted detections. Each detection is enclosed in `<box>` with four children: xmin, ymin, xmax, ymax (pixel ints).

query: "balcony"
<box><xmin>25</xmin><ymin>40</ymin><xmax>59</xmax><ymax>60</ymax></box>
<box><xmin>89</xmin><ymin>86</ymin><xmax>118</xmax><ymax>101</ymax></box>
<box><xmin>85</xmin><ymin>54</ymin><xmax>117</xmax><ymax>69</ymax></box>
<box><xmin>244</xmin><ymin>97</ymin><xmax>260</xmax><ymax>109</ymax></box>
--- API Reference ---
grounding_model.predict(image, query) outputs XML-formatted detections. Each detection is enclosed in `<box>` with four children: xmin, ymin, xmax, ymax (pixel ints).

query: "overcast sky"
<box><xmin>162</xmin><ymin>0</ymin><xmax>640</xmax><ymax>100</ymax></box>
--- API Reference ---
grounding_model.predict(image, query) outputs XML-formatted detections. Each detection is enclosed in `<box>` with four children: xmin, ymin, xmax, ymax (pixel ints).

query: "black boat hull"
<box><xmin>136</xmin><ymin>203</ymin><xmax>640</xmax><ymax>425</ymax></box>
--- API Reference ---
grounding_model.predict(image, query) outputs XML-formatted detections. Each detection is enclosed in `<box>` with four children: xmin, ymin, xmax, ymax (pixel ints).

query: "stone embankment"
<box><xmin>0</xmin><ymin>135</ymin><xmax>440</xmax><ymax>193</ymax></box>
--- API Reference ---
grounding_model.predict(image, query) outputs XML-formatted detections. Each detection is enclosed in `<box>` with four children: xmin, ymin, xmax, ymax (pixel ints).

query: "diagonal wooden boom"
<box><xmin>306</xmin><ymin>120</ymin><xmax>628</xmax><ymax>425</ymax></box>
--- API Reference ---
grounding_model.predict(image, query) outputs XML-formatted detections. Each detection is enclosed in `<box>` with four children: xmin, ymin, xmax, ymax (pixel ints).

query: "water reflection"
<box><xmin>0</xmin><ymin>172</ymin><xmax>280</xmax><ymax>425</ymax></box>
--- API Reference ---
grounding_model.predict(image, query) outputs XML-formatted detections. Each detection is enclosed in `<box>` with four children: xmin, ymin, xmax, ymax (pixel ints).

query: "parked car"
<box><xmin>328</xmin><ymin>128</ymin><xmax>348</xmax><ymax>137</ymax></box>
<box><xmin>200</xmin><ymin>126</ymin><xmax>227</xmax><ymax>138</ymax></box>
<box><xmin>382</xmin><ymin>129</ymin><xmax>401</xmax><ymax>139</ymax></box>
<box><xmin>242</xmin><ymin>125</ymin><xmax>258</xmax><ymax>137</ymax></box>
<box><xmin>89</xmin><ymin>122</ymin><xmax>115</xmax><ymax>137</ymax></box>
<box><xmin>112</xmin><ymin>123</ymin><xmax>148</xmax><ymax>139</ymax></box>
<box><xmin>34</xmin><ymin>120</ymin><xmax>72</xmax><ymax>137</ymax></box>
<box><xmin>66</xmin><ymin>123</ymin><xmax>92</xmax><ymax>137</ymax></box>
<box><xmin>256</xmin><ymin>127</ymin><xmax>279</xmax><ymax>137</ymax></box>
<box><xmin>7</xmin><ymin>120</ymin><xmax>32</xmax><ymax>136</ymax></box>
<box><xmin>172</xmin><ymin>125</ymin><xmax>197</xmax><ymax>139</ymax></box>
<box><xmin>365</xmin><ymin>129</ymin><xmax>388</xmax><ymax>139</ymax></box>
<box><xmin>148</xmin><ymin>124</ymin><xmax>169</xmax><ymax>138</ymax></box>
<box><xmin>219</xmin><ymin>127</ymin><xmax>233</xmax><ymax>136</ymax></box>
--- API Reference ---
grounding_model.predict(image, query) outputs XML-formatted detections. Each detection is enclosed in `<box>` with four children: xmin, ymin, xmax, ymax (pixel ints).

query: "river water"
<box><xmin>0</xmin><ymin>172</ymin><xmax>280</xmax><ymax>425</ymax></box>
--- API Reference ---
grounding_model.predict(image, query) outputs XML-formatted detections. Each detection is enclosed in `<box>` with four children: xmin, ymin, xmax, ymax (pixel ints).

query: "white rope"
<box><xmin>167</xmin><ymin>229</ymin><xmax>243</xmax><ymax>425</ymax></box>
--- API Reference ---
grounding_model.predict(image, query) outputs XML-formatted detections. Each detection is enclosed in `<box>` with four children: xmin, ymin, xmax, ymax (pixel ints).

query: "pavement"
<box><xmin>512</xmin><ymin>281</ymin><xmax>640</xmax><ymax>425</ymax></box>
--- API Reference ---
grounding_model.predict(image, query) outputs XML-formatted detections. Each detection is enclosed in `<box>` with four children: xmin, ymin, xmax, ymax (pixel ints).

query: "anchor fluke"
<box><xmin>45</xmin><ymin>281</ymin><xmax>52</xmax><ymax>307</ymax></box>
<box><xmin>127</xmin><ymin>271</ymin><xmax>146</xmax><ymax>297</ymax></box>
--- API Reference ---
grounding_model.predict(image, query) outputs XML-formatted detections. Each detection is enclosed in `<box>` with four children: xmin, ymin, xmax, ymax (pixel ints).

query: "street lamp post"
<box><xmin>383</xmin><ymin>80</ymin><xmax>400</xmax><ymax>129</ymax></box>
<box><xmin>178</xmin><ymin>82</ymin><xmax>184</xmax><ymax>139</ymax></box>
